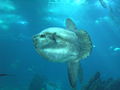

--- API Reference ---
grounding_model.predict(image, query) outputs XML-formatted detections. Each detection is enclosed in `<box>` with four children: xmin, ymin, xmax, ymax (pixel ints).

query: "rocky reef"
<box><xmin>28</xmin><ymin>74</ymin><xmax>62</xmax><ymax>90</ymax></box>
<box><xmin>28</xmin><ymin>73</ymin><xmax>120</xmax><ymax>90</ymax></box>
<box><xmin>82</xmin><ymin>72</ymin><xmax>120</xmax><ymax>90</ymax></box>
<box><xmin>28</xmin><ymin>74</ymin><xmax>46</xmax><ymax>90</ymax></box>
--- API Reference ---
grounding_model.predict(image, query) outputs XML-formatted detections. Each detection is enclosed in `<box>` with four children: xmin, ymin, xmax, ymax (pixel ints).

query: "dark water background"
<box><xmin>0</xmin><ymin>0</ymin><xmax>120</xmax><ymax>89</ymax></box>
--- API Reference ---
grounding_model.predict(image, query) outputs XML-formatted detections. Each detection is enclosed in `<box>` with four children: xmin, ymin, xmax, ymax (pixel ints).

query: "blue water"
<box><xmin>0</xmin><ymin>0</ymin><xmax>120</xmax><ymax>90</ymax></box>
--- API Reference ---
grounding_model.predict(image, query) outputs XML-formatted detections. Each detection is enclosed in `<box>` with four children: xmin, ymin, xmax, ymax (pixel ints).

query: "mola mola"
<box><xmin>32</xmin><ymin>18</ymin><xmax>92</xmax><ymax>89</ymax></box>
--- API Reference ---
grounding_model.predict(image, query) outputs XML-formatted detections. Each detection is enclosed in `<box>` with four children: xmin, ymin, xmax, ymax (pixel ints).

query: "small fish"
<box><xmin>0</xmin><ymin>74</ymin><xmax>10</xmax><ymax>77</ymax></box>
<box><xmin>99</xmin><ymin>0</ymin><xmax>107</xmax><ymax>8</ymax></box>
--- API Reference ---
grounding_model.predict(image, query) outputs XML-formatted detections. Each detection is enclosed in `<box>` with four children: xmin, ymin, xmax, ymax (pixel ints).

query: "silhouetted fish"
<box><xmin>0</xmin><ymin>74</ymin><xmax>9</xmax><ymax>77</ymax></box>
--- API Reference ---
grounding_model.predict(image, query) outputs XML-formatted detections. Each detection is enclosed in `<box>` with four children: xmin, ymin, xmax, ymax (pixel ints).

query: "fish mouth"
<box><xmin>32</xmin><ymin>35</ymin><xmax>51</xmax><ymax>49</ymax></box>
<box><xmin>32</xmin><ymin>39</ymin><xmax>38</xmax><ymax>49</ymax></box>
<box><xmin>32</xmin><ymin>34</ymin><xmax>38</xmax><ymax>39</ymax></box>
<box><xmin>32</xmin><ymin>35</ymin><xmax>39</xmax><ymax>48</ymax></box>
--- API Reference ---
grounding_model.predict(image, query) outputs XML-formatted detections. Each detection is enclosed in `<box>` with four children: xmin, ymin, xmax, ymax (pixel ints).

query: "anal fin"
<box><xmin>67</xmin><ymin>61</ymin><xmax>83</xmax><ymax>89</ymax></box>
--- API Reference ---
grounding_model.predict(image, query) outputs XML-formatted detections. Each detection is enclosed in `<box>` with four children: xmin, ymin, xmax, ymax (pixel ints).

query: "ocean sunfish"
<box><xmin>32</xmin><ymin>18</ymin><xmax>92</xmax><ymax>89</ymax></box>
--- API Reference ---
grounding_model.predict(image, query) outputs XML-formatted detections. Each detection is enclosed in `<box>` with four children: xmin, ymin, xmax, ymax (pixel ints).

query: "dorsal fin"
<box><xmin>66</xmin><ymin>18</ymin><xmax>77</xmax><ymax>31</ymax></box>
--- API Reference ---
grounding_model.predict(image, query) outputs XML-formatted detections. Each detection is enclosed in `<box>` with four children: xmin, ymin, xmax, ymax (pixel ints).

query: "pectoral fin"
<box><xmin>67</xmin><ymin>61</ymin><xmax>83</xmax><ymax>89</ymax></box>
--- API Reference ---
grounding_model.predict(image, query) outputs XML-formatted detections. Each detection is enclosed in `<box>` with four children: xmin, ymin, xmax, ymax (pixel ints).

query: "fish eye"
<box><xmin>40</xmin><ymin>34</ymin><xmax>45</xmax><ymax>38</ymax></box>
